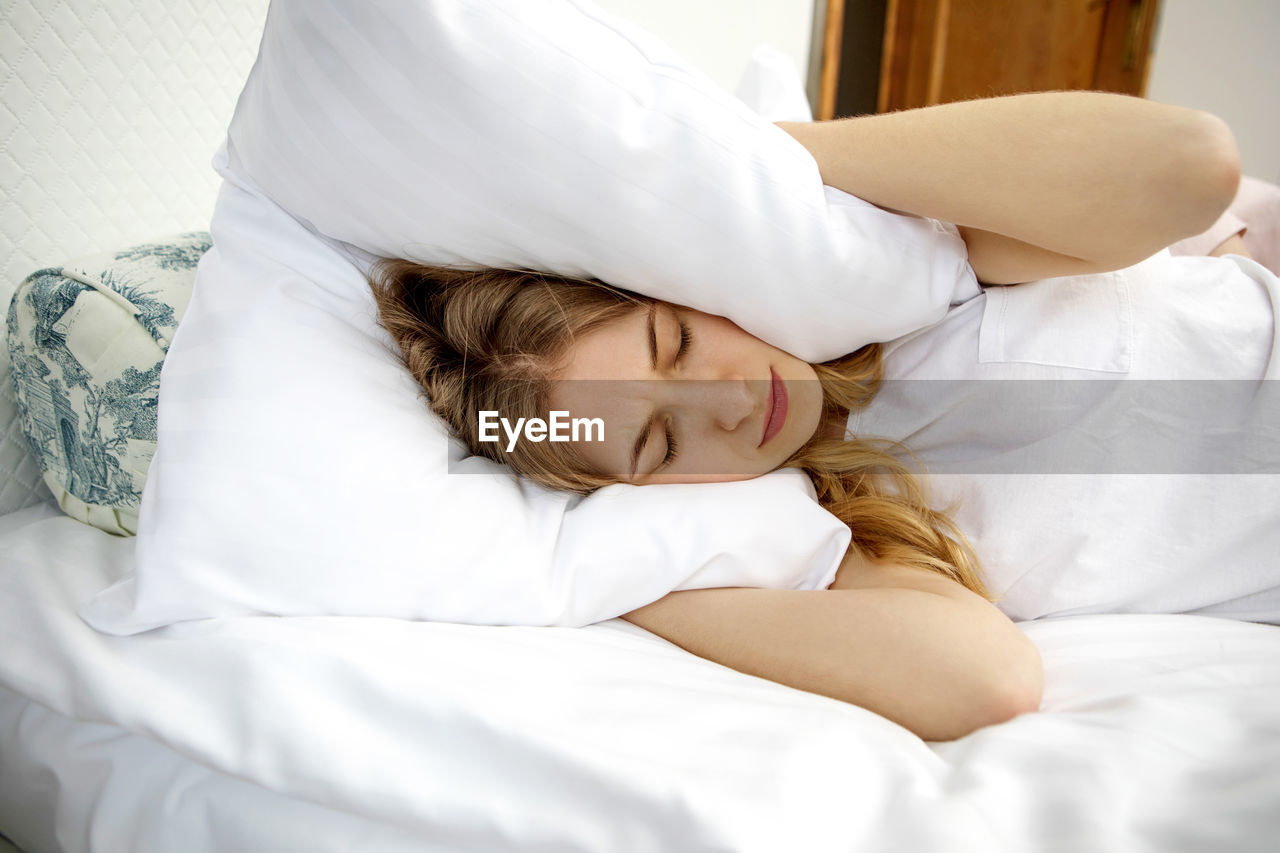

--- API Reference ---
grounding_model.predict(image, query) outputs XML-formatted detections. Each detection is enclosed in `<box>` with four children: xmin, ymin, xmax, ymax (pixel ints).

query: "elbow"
<box><xmin>1174</xmin><ymin>110</ymin><xmax>1242</xmax><ymax>239</ymax></box>
<box><xmin>988</xmin><ymin>638</ymin><xmax>1044</xmax><ymax>727</ymax></box>
<box><xmin>939</xmin><ymin>627</ymin><xmax>1044</xmax><ymax>740</ymax></box>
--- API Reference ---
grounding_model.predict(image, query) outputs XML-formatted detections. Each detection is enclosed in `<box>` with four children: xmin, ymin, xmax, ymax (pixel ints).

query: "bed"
<box><xmin>0</xmin><ymin>499</ymin><xmax>1277</xmax><ymax>852</ymax></box>
<box><xmin>3</xmin><ymin>2</ymin><xmax>1279</xmax><ymax>852</ymax></box>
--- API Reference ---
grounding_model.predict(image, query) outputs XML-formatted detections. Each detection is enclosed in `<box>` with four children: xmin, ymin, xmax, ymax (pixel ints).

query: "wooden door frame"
<box><xmin>1092</xmin><ymin>0</ymin><xmax>1161</xmax><ymax>95</ymax></box>
<box><xmin>815</xmin><ymin>0</ymin><xmax>846</xmax><ymax>119</ymax></box>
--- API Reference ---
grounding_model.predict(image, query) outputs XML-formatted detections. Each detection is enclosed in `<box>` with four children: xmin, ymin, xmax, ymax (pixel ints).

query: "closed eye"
<box><xmin>661</xmin><ymin>422</ymin><xmax>679</xmax><ymax>467</ymax></box>
<box><xmin>661</xmin><ymin>318</ymin><xmax>689</xmax><ymax>468</ymax></box>
<box><xmin>647</xmin><ymin>310</ymin><xmax>689</xmax><ymax>475</ymax></box>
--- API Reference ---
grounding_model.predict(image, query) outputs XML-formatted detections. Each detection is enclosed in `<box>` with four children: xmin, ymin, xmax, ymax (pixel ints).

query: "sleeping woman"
<box><xmin>368</xmin><ymin>91</ymin><xmax>1260</xmax><ymax>741</ymax></box>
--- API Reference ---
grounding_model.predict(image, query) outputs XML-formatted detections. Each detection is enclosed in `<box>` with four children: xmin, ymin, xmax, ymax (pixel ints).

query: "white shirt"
<box><xmin>846</xmin><ymin>250</ymin><xmax>1280</xmax><ymax>623</ymax></box>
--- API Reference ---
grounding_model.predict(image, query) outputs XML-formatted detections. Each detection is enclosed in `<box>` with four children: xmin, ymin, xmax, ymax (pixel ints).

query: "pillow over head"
<box><xmin>82</xmin><ymin>0</ymin><xmax>976</xmax><ymax>633</ymax></box>
<box><xmin>223</xmin><ymin>0</ymin><xmax>975</xmax><ymax>361</ymax></box>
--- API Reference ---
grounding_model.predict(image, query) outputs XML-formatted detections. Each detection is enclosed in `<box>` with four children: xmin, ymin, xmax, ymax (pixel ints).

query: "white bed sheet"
<box><xmin>2</xmin><ymin>503</ymin><xmax>1279</xmax><ymax>852</ymax></box>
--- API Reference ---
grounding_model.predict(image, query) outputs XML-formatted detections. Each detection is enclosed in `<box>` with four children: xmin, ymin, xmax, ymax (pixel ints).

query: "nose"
<box><xmin>673</xmin><ymin>378</ymin><xmax>756</xmax><ymax>432</ymax></box>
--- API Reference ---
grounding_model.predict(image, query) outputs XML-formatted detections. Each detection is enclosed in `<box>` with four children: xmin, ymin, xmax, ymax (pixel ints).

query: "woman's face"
<box><xmin>547</xmin><ymin>302</ymin><xmax>824</xmax><ymax>484</ymax></box>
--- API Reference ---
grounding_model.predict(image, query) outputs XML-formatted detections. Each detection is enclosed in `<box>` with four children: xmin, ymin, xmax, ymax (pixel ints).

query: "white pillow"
<box><xmin>82</xmin><ymin>0</ymin><xmax>975</xmax><ymax>633</ymax></box>
<box><xmin>80</xmin><ymin>176</ymin><xmax>854</xmax><ymax>633</ymax></box>
<box><xmin>223</xmin><ymin>0</ymin><xmax>975</xmax><ymax>363</ymax></box>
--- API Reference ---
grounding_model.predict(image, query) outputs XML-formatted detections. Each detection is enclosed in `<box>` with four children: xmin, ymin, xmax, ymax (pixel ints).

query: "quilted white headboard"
<box><xmin>0</xmin><ymin>0</ymin><xmax>270</xmax><ymax>514</ymax></box>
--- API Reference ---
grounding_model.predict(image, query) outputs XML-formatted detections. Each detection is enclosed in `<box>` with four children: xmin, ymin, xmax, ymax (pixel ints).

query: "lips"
<box><xmin>760</xmin><ymin>367</ymin><xmax>788</xmax><ymax>447</ymax></box>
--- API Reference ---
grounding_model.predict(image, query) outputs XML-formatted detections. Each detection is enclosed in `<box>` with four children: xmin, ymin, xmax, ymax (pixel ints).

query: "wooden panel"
<box><xmin>934</xmin><ymin>0</ymin><xmax>1108</xmax><ymax>103</ymax></box>
<box><xmin>873</xmin><ymin>0</ymin><xmax>1159</xmax><ymax>113</ymax></box>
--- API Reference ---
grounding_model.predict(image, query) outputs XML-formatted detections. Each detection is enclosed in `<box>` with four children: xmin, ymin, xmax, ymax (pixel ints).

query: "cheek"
<box><xmin>678</xmin><ymin>430</ymin><xmax>763</xmax><ymax>478</ymax></box>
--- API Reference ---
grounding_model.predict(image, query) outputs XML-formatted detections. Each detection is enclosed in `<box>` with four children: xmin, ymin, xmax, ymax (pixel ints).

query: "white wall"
<box><xmin>0</xmin><ymin>0</ymin><xmax>269</xmax><ymax>297</ymax></box>
<box><xmin>590</xmin><ymin>0</ymin><xmax>814</xmax><ymax>96</ymax></box>
<box><xmin>1146</xmin><ymin>0</ymin><xmax>1280</xmax><ymax>183</ymax></box>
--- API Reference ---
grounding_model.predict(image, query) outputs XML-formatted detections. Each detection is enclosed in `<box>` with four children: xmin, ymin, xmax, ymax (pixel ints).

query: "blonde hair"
<box><xmin>369</xmin><ymin>258</ymin><xmax>991</xmax><ymax>600</ymax></box>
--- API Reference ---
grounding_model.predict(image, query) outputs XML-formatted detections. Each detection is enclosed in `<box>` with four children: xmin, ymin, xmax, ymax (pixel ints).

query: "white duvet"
<box><xmin>2</xmin><ymin>502</ymin><xmax>1279</xmax><ymax>852</ymax></box>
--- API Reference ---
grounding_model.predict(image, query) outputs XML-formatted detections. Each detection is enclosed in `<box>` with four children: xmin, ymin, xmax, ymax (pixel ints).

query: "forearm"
<box><xmin>622</xmin><ymin>585</ymin><xmax>1041</xmax><ymax>741</ymax></box>
<box><xmin>778</xmin><ymin>91</ymin><xmax>1240</xmax><ymax>271</ymax></box>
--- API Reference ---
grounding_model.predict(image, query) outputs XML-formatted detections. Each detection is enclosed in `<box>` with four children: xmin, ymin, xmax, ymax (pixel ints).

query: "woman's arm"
<box><xmin>622</xmin><ymin>551</ymin><xmax>1042</xmax><ymax>741</ymax></box>
<box><xmin>777</xmin><ymin>91</ymin><xmax>1241</xmax><ymax>284</ymax></box>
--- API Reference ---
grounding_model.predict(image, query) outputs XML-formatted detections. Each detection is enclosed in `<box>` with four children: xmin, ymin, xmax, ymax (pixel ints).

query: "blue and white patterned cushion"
<box><xmin>5</xmin><ymin>232</ymin><xmax>209</xmax><ymax>535</ymax></box>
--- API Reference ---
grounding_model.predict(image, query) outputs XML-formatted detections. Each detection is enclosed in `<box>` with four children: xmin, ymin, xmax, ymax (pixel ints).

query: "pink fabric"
<box><xmin>1169</xmin><ymin>175</ymin><xmax>1280</xmax><ymax>275</ymax></box>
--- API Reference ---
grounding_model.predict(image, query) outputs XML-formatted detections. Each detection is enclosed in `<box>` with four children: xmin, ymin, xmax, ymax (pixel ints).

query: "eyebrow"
<box><xmin>628</xmin><ymin>304</ymin><xmax>660</xmax><ymax>478</ymax></box>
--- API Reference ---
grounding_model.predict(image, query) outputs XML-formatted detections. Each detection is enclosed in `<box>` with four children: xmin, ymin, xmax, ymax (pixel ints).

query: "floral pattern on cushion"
<box><xmin>5</xmin><ymin>232</ymin><xmax>210</xmax><ymax>535</ymax></box>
